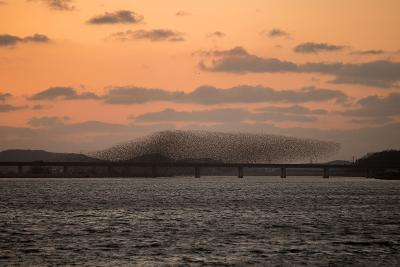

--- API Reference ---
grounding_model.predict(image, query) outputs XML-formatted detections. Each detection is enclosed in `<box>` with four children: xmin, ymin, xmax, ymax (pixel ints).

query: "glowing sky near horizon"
<box><xmin>0</xmin><ymin>0</ymin><xmax>399</xmax><ymax>158</ymax></box>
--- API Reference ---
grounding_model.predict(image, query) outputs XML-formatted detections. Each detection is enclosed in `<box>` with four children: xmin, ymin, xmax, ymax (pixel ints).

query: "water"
<box><xmin>0</xmin><ymin>177</ymin><xmax>399</xmax><ymax>266</ymax></box>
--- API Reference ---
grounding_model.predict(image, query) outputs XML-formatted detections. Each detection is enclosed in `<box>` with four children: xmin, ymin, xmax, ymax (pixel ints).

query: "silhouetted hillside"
<box><xmin>356</xmin><ymin>150</ymin><xmax>400</xmax><ymax>167</ymax></box>
<box><xmin>0</xmin><ymin>150</ymin><xmax>100</xmax><ymax>162</ymax></box>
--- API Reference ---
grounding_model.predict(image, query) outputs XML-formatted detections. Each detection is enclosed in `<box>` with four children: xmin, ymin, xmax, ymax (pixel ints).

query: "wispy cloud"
<box><xmin>341</xmin><ymin>93</ymin><xmax>400</xmax><ymax>118</ymax></box>
<box><xmin>28</xmin><ymin>116</ymin><xmax>70</xmax><ymax>127</ymax></box>
<box><xmin>267</xmin><ymin>28</ymin><xmax>290</xmax><ymax>38</ymax></box>
<box><xmin>176</xmin><ymin>11</ymin><xmax>191</xmax><ymax>16</ymax></box>
<box><xmin>31</xmin><ymin>104</ymin><xmax>48</xmax><ymax>110</ymax></box>
<box><xmin>207</xmin><ymin>31</ymin><xmax>226</xmax><ymax>38</ymax></box>
<box><xmin>351</xmin><ymin>50</ymin><xmax>385</xmax><ymax>56</ymax></box>
<box><xmin>0</xmin><ymin>92</ymin><xmax>11</xmax><ymax>102</ymax></box>
<box><xmin>108</xmin><ymin>29</ymin><xmax>185</xmax><ymax>42</ymax></box>
<box><xmin>0</xmin><ymin>104</ymin><xmax>24</xmax><ymax>112</ymax></box>
<box><xmin>29</xmin><ymin>0</ymin><xmax>74</xmax><ymax>11</ymax></box>
<box><xmin>257</xmin><ymin>105</ymin><xmax>328</xmax><ymax>115</ymax></box>
<box><xmin>350</xmin><ymin>117</ymin><xmax>393</xmax><ymax>125</ymax></box>
<box><xmin>294</xmin><ymin>42</ymin><xmax>346</xmax><ymax>54</ymax></box>
<box><xmin>29</xmin><ymin>87</ymin><xmax>100</xmax><ymax>100</ymax></box>
<box><xmin>132</xmin><ymin>108</ymin><xmax>318</xmax><ymax>123</ymax></box>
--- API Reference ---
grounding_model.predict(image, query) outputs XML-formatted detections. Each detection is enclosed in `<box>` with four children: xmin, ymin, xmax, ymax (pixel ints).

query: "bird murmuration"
<box><xmin>92</xmin><ymin>130</ymin><xmax>340</xmax><ymax>163</ymax></box>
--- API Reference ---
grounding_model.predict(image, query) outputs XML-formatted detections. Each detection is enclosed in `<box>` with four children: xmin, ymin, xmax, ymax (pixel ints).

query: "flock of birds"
<box><xmin>93</xmin><ymin>130</ymin><xmax>340</xmax><ymax>163</ymax></box>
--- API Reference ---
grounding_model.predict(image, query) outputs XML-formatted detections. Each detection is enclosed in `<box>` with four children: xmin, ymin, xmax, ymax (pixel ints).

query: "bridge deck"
<box><xmin>0</xmin><ymin>161</ymin><xmax>353</xmax><ymax>169</ymax></box>
<box><xmin>0</xmin><ymin>161</ymin><xmax>394</xmax><ymax>178</ymax></box>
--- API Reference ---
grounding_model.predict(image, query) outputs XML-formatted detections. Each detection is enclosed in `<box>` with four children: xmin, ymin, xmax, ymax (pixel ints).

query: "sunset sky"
<box><xmin>1</xmin><ymin>0</ymin><xmax>400</xmax><ymax>159</ymax></box>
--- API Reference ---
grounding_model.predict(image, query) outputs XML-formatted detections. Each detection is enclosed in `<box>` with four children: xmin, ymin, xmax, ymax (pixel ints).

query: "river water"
<box><xmin>0</xmin><ymin>177</ymin><xmax>399</xmax><ymax>266</ymax></box>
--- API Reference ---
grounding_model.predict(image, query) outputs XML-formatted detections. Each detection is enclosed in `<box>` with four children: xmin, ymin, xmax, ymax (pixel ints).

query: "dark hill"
<box><xmin>0</xmin><ymin>149</ymin><xmax>101</xmax><ymax>162</ymax></box>
<box><xmin>356</xmin><ymin>150</ymin><xmax>400</xmax><ymax>167</ymax></box>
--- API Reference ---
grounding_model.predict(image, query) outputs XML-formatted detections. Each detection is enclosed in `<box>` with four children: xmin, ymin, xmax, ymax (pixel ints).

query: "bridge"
<box><xmin>0</xmin><ymin>161</ymin><xmax>375</xmax><ymax>178</ymax></box>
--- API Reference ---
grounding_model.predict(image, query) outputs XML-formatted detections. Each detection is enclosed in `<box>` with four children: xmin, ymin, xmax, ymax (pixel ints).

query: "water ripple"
<box><xmin>0</xmin><ymin>177</ymin><xmax>399</xmax><ymax>266</ymax></box>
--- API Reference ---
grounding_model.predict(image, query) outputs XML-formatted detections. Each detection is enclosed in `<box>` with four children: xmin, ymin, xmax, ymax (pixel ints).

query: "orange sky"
<box><xmin>0</xmin><ymin>0</ymin><xmax>400</xmax><ymax>156</ymax></box>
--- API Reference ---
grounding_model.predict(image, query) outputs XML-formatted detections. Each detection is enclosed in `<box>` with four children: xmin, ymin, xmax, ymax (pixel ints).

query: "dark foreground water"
<box><xmin>0</xmin><ymin>177</ymin><xmax>399</xmax><ymax>266</ymax></box>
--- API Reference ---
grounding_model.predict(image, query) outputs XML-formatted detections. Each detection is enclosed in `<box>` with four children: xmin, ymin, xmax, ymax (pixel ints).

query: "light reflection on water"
<box><xmin>0</xmin><ymin>177</ymin><xmax>399</xmax><ymax>266</ymax></box>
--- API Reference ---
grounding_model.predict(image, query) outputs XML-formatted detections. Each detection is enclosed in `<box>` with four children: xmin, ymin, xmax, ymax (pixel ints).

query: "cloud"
<box><xmin>29</xmin><ymin>87</ymin><xmax>100</xmax><ymax>101</ymax></box>
<box><xmin>0</xmin><ymin>92</ymin><xmax>11</xmax><ymax>102</ymax></box>
<box><xmin>199</xmin><ymin>47</ymin><xmax>298</xmax><ymax>73</ymax></box>
<box><xmin>302</xmin><ymin>60</ymin><xmax>400</xmax><ymax>88</ymax></box>
<box><xmin>0</xmin><ymin>34</ymin><xmax>50</xmax><ymax>47</ymax></box>
<box><xmin>108</xmin><ymin>29</ymin><xmax>185</xmax><ymax>42</ymax></box>
<box><xmin>267</xmin><ymin>28</ymin><xmax>290</xmax><ymax>38</ymax></box>
<box><xmin>351</xmin><ymin>50</ymin><xmax>385</xmax><ymax>55</ymax></box>
<box><xmin>28</xmin><ymin>116</ymin><xmax>69</xmax><ymax>127</ymax></box>
<box><xmin>23</xmin><ymin>34</ymin><xmax>50</xmax><ymax>43</ymax></box>
<box><xmin>294</xmin><ymin>42</ymin><xmax>346</xmax><ymax>54</ymax></box>
<box><xmin>28</xmin><ymin>84</ymin><xmax>348</xmax><ymax>106</ymax></box>
<box><xmin>196</xmin><ymin>46</ymin><xmax>249</xmax><ymax>57</ymax></box>
<box><xmin>102</xmin><ymin>87</ymin><xmax>180</xmax><ymax>104</ymax></box>
<box><xmin>102</xmin><ymin>85</ymin><xmax>348</xmax><ymax>105</ymax></box>
<box><xmin>176</xmin><ymin>11</ymin><xmax>191</xmax><ymax>16</ymax></box>
<box><xmin>185</xmin><ymin>86</ymin><xmax>348</xmax><ymax>105</ymax></box>
<box><xmin>207</xmin><ymin>31</ymin><xmax>225</xmax><ymax>38</ymax></box>
<box><xmin>257</xmin><ymin>105</ymin><xmax>328</xmax><ymax>115</ymax></box>
<box><xmin>29</xmin><ymin>0</ymin><xmax>74</xmax><ymax>10</ymax></box>
<box><xmin>349</xmin><ymin>117</ymin><xmax>393</xmax><ymax>125</ymax></box>
<box><xmin>88</xmin><ymin>10</ymin><xmax>143</xmax><ymax>25</ymax></box>
<box><xmin>0</xmin><ymin>1</ymin><xmax>7</xmax><ymax>5</ymax></box>
<box><xmin>201</xmin><ymin>47</ymin><xmax>400</xmax><ymax>88</ymax></box>
<box><xmin>0</xmin><ymin>92</ymin><xmax>24</xmax><ymax>112</ymax></box>
<box><xmin>132</xmin><ymin>108</ymin><xmax>318</xmax><ymax>123</ymax></box>
<box><xmin>32</xmin><ymin>104</ymin><xmax>43</xmax><ymax>110</ymax></box>
<box><xmin>31</xmin><ymin>104</ymin><xmax>48</xmax><ymax>110</ymax></box>
<box><xmin>341</xmin><ymin>93</ymin><xmax>400</xmax><ymax>118</ymax></box>
<box><xmin>134</xmin><ymin>108</ymin><xmax>249</xmax><ymax>123</ymax></box>
<box><xmin>0</xmin><ymin>104</ymin><xmax>24</xmax><ymax>112</ymax></box>
<box><xmin>0</xmin><ymin>35</ymin><xmax>22</xmax><ymax>47</ymax></box>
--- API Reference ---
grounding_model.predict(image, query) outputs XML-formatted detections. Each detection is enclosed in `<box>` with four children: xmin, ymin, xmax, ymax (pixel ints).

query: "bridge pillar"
<box><xmin>151</xmin><ymin>165</ymin><xmax>157</xmax><ymax>178</ymax></box>
<box><xmin>366</xmin><ymin>168</ymin><xmax>371</xmax><ymax>178</ymax></box>
<box><xmin>238</xmin><ymin>166</ymin><xmax>244</xmax><ymax>178</ymax></box>
<box><xmin>195</xmin><ymin>166</ymin><xmax>201</xmax><ymax>178</ymax></box>
<box><xmin>280</xmin><ymin>167</ymin><xmax>286</xmax><ymax>178</ymax></box>
<box><xmin>17</xmin><ymin>165</ymin><xmax>23</xmax><ymax>174</ymax></box>
<box><xmin>107</xmin><ymin>165</ymin><xmax>112</xmax><ymax>176</ymax></box>
<box><xmin>323</xmin><ymin>167</ymin><xmax>329</xmax><ymax>178</ymax></box>
<box><xmin>63</xmin><ymin>165</ymin><xmax>69</xmax><ymax>174</ymax></box>
<box><xmin>125</xmin><ymin>166</ymin><xmax>130</xmax><ymax>177</ymax></box>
